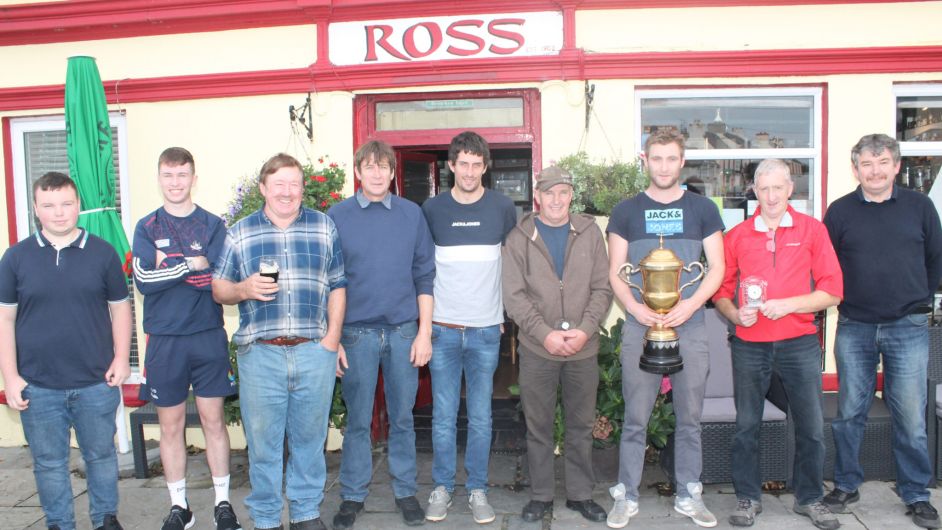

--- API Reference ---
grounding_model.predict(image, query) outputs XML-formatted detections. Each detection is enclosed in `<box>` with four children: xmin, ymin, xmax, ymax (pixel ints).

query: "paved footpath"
<box><xmin>0</xmin><ymin>445</ymin><xmax>938</xmax><ymax>529</ymax></box>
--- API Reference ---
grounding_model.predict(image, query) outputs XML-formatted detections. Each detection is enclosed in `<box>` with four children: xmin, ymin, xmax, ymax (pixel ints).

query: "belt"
<box><xmin>432</xmin><ymin>321</ymin><xmax>467</xmax><ymax>330</ymax></box>
<box><xmin>257</xmin><ymin>336</ymin><xmax>312</xmax><ymax>347</ymax></box>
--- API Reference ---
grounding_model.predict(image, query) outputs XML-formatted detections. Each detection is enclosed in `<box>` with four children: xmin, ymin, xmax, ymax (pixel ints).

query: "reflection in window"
<box><xmin>377</xmin><ymin>97</ymin><xmax>523</xmax><ymax>131</ymax></box>
<box><xmin>897</xmin><ymin>96</ymin><xmax>942</xmax><ymax>142</ymax></box>
<box><xmin>641</xmin><ymin>95</ymin><xmax>814</xmax><ymax>150</ymax></box>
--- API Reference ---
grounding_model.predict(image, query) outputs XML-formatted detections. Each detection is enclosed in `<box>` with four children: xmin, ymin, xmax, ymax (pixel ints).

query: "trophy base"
<box><xmin>639</xmin><ymin>337</ymin><xmax>684</xmax><ymax>374</ymax></box>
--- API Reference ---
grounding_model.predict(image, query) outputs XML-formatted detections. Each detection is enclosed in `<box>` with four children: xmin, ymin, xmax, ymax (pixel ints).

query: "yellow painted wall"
<box><xmin>578</xmin><ymin>2</ymin><xmax>942</xmax><ymax>53</ymax></box>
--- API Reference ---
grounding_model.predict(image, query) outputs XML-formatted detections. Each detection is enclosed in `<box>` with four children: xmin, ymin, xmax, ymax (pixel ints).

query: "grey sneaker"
<box><xmin>426</xmin><ymin>486</ymin><xmax>452</xmax><ymax>522</ymax></box>
<box><xmin>729</xmin><ymin>498</ymin><xmax>763</xmax><ymax>527</ymax></box>
<box><xmin>674</xmin><ymin>482</ymin><xmax>717</xmax><ymax>528</ymax></box>
<box><xmin>794</xmin><ymin>500</ymin><xmax>841</xmax><ymax>530</ymax></box>
<box><xmin>606</xmin><ymin>483</ymin><xmax>638</xmax><ymax>529</ymax></box>
<box><xmin>468</xmin><ymin>489</ymin><xmax>495</xmax><ymax>524</ymax></box>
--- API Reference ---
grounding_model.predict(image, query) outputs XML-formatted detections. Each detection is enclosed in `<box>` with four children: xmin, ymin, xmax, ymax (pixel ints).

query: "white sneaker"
<box><xmin>426</xmin><ymin>486</ymin><xmax>452</xmax><ymax>522</ymax></box>
<box><xmin>468</xmin><ymin>489</ymin><xmax>496</xmax><ymax>524</ymax></box>
<box><xmin>674</xmin><ymin>482</ymin><xmax>717</xmax><ymax>528</ymax></box>
<box><xmin>607</xmin><ymin>483</ymin><xmax>638</xmax><ymax>529</ymax></box>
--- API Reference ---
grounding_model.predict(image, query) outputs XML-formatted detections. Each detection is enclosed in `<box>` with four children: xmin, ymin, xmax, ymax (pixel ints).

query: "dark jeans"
<box><xmin>731</xmin><ymin>334</ymin><xmax>824</xmax><ymax>505</ymax></box>
<box><xmin>832</xmin><ymin>314</ymin><xmax>932</xmax><ymax>504</ymax></box>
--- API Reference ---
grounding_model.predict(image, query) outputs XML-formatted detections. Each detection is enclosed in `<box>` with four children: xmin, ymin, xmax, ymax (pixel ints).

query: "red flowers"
<box><xmin>314</xmin><ymin>175</ymin><xmax>327</xmax><ymax>182</ymax></box>
<box><xmin>329</xmin><ymin>192</ymin><xmax>340</xmax><ymax>199</ymax></box>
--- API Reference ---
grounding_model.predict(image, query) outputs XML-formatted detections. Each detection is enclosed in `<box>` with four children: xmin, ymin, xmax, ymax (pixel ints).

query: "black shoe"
<box><xmin>161</xmin><ymin>505</ymin><xmax>194</xmax><ymax>530</ymax></box>
<box><xmin>94</xmin><ymin>515</ymin><xmax>123</xmax><ymax>530</ymax></box>
<box><xmin>333</xmin><ymin>500</ymin><xmax>365</xmax><ymax>530</ymax></box>
<box><xmin>822</xmin><ymin>488</ymin><xmax>859</xmax><ymax>514</ymax></box>
<box><xmin>908</xmin><ymin>501</ymin><xmax>942</xmax><ymax>529</ymax></box>
<box><xmin>214</xmin><ymin>501</ymin><xmax>242</xmax><ymax>530</ymax></box>
<box><xmin>521</xmin><ymin>500</ymin><xmax>553</xmax><ymax>522</ymax></box>
<box><xmin>396</xmin><ymin>496</ymin><xmax>426</xmax><ymax>526</ymax></box>
<box><xmin>289</xmin><ymin>519</ymin><xmax>326</xmax><ymax>530</ymax></box>
<box><xmin>565</xmin><ymin>499</ymin><xmax>607</xmax><ymax>522</ymax></box>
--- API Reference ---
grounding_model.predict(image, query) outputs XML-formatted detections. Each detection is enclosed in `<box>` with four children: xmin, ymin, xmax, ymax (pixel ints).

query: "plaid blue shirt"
<box><xmin>214</xmin><ymin>207</ymin><xmax>346</xmax><ymax>346</ymax></box>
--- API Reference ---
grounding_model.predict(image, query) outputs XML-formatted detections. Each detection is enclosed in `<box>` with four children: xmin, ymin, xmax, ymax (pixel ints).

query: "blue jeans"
<box><xmin>429</xmin><ymin>324</ymin><xmax>501</xmax><ymax>492</ymax></box>
<box><xmin>238</xmin><ymin>341</ymin><xmax>337</xmax><ymax>527</ymax></box>
<box><xmin>339</xmin><ymin>322</ymin><xmax>419</xmax><ymax>501</ymax></box>
<box><xmin>832</xmin><ymin>313</ymin><xmax>932</xmax><ymax>504</ymax></box>
<box><xmin>20</xmin><ymin>382</ymin><xmax>120</xmax><ymax>530</ymax></box>
<box><xmin>730</xmin><ymin>334</ymin><xmax>824</xmax><ymax>505</ymax></box>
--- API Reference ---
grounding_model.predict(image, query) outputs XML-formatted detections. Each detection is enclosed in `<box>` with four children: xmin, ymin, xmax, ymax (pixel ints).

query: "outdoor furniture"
<box><xmin>698</xmin><ymin>308</ymin><xmax>789</xmax><ymax>484</ymax></box>
<box><xmin>129</xmin><ymin>395</ymin><xmax>202</xmax><ymax>479</ymax></box>
<box><xmin>928</xmin><ymin>326</ymin><xmax>942</xmax><ymax>480</ymax></box>
<box><xmin>820</xmin><ymin>392</ymin><xmax>896</xmax><ymax>481</ymax></box>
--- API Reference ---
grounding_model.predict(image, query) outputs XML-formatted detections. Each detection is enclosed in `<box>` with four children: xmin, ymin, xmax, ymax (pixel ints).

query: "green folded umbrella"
<box><xmin>65</xmin><ymin>56</ymin><xmax>131</xmax><ymax>277</ymax></box>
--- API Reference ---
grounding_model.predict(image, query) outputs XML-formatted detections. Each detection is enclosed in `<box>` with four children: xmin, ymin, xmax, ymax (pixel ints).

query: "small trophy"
<box><xmin>618</xmin><ymin>236</ymin><xmax>705</xmax><ymax>374</ymax></box>
<box><xmin>740</xmin><ymin>276</ymin><xmax>766</xmax><ymax>308</ymax></box>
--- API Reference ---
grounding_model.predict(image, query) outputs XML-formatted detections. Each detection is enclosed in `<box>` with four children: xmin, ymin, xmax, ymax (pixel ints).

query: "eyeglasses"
<box><xmin>766</xmin><ymin>230</ymin><xmax>776</xmax><ymax>253</ymax></box>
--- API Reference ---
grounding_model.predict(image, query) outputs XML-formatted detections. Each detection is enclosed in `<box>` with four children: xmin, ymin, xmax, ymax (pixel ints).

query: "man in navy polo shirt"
<box><xmin>327</xmin><ymin>139</ymin><xmax>435</xmax><ymax>529</ymax></box>
<box><xmin>0</xmin><ymin>172</ymin><xmax>131</xmax><ymax>530</ymax></box>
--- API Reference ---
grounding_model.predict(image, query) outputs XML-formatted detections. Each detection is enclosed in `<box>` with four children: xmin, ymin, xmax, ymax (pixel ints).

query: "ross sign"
<box><xmin>329</xmin><ymin>12</ymin><xmax>563</xmax><ymax>66</ymax></box>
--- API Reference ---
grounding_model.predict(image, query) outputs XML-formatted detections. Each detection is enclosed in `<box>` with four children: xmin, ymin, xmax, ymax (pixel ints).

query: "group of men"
<box><xmin>599</xmin><ymin>130</ymin><xmax>942</xmax><ymax>530</ymax></box>
<box><xmin>0</xmin><ymin>127</ymin><xmax>938</xmax><ymax>530</ymax></box>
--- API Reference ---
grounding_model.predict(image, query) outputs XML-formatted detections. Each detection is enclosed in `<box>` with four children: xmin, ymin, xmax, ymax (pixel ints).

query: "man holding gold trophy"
<box><xmin>606</xmin><ymin>130</ymin><xmax>725</xmax><ymax>528</ymax></box>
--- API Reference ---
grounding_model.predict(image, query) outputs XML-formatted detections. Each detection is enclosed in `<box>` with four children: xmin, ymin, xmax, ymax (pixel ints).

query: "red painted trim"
<box><xmin>822</xmin><ymin>372</ymin><xmax>885</xmax><ymax>392</ymax></box>
<box><xmin>0</xmin><ymin>0</ymin><xmax>924</xmax><ymax>46</ymax></box>
<box><xmin>2</xmin><ymin>46</ymin><xmax>941</xmax><ymax>113</ymax></box>
<box><xmin>2</xmin><ymin>117</ymin><xmax>16</xmax><ymax>246</ymax></box>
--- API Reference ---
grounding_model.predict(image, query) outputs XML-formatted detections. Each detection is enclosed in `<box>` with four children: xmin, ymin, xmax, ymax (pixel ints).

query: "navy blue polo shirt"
<box><xmin>0</xmin><ymin>229</ymin><xmax>129</xmax><ymax>389</ymax></box>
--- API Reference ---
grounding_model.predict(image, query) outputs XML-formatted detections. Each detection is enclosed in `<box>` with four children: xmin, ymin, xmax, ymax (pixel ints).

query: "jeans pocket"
<box><xmin>906</xmin><ymin>313</ymin><xmax>929</xmax><ymax>326</ymax></box>
<box><xmin>398</xmin><ymin>322</ymin><xmax>419</xmax><ymax>341</ymax></box>
<box><xmin>341</xmin><ymin>328</ymin><xmax>361</xmax><ymax>347</ymax></box>
<box><xmin>236</xmin><ymin>343</ymin><xmax>252</xmax><ymax>356</ymax></box>
<box><xmin>480</xmin><ymin>325</ymin><xmax>502</xmax><ymax>344</ymax></box>
<box><xmin>837</xmin><ymin>313</ymin><xmax>850</xmax><ymax>325</ymax></box>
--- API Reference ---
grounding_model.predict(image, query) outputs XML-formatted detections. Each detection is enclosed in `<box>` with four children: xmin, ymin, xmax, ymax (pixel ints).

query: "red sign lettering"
<box><xmin>363</xmin><ymin>18</ymin><xmax>526</xmax><ymax>62</ymax></box>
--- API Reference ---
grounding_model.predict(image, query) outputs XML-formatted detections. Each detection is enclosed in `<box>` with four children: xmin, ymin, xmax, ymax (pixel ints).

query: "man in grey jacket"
<box><xmin>502</xmin><ymin>166</ymin><xmax>613</xmax><ymax>523</ymax></box>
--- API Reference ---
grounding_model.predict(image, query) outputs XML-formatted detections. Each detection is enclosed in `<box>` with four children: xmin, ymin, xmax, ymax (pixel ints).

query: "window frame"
<box><xmin>894</xmin><ymin>83</ymin><xmax>942</xmax><ymax>157</ymax></box>
<box><xmin>10</xmin><ymin>113</ymin><xmax>131</xmax><ymax>242</ymax></box>
<box><xmin>634</xmin><ymin>86</ymin><xmax>824</xmax><ymax>218</ymax></box>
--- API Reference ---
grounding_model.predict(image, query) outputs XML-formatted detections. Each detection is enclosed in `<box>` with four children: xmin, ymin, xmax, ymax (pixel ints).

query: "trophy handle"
<box><xmin>678</xmin><ymin>261</ymin><xmax>705</xmax><ymax>294</ymax></box>
<box><xmin>617</xmin><ymin>263</ymin><xmax>642</xmax><ymax>294</ymax></box>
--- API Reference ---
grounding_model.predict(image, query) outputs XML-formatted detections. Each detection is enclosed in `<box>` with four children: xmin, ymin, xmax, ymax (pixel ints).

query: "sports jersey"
<box><xmin>132</xmin><ymin>205</ymin><xmax>224</xmax><ymax>335</ymax></box>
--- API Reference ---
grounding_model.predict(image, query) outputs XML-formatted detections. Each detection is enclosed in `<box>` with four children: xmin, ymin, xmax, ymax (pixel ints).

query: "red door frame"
<box><xmin>354</xmin><ymin>88</ymin><xmax>542</xmax><ymax>442</ymax></box>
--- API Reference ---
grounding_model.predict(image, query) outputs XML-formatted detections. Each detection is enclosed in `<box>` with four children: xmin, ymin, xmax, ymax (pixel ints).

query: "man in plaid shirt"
<box><xmin>213</xmin><ymin>153</ymin><xmax>347</xmax><ymax>530</ymax></box>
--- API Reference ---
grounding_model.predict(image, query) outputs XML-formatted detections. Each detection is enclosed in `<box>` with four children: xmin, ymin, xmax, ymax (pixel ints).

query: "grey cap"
<box><xmin>535</xmin><ymin>166</ymin><xmax>573</xmax><ymax>192</ymax></box>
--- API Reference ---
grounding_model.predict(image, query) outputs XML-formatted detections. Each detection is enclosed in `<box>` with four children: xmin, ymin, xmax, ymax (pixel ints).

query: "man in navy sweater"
<box><xmin>823</xmin><ymin>134</ymin><xmax>942</xmax><ymax>528</ymax></box>
<box><xmin>327</xmin><ymin>140</ymin><xmax>436</xmax><ymax>530</ymax></box>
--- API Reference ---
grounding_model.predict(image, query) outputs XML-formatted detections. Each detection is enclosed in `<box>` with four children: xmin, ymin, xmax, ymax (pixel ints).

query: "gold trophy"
<box><xmin>618</xmin><ymin>236</ymin><xmax>705</xmax><ymax>374</ymax></box>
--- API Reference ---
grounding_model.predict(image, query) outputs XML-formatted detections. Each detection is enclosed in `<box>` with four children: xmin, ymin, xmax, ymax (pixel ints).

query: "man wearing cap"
<box><xmin>502</xmin><ymin>166</ymin><xmax>613</xmax><ymax>523</ymax></box>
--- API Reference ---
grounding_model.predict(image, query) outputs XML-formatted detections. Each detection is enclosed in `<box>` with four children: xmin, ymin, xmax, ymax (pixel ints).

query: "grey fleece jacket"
<box><xmin>501</xmin><ymin>211</ymin><xmax>613</xmax><ymax>361</ymax></box>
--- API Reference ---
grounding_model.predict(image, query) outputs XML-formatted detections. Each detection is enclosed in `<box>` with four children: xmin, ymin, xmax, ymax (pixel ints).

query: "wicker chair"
<box><xmin>928</xmin><ymin>326</ymin><xmax>942</xmax><ymax>481</ymax></box>
<box><xmin>698</xmin><ymin>308</ymin><xmax>789</xmax><ymax>484</ymax></box>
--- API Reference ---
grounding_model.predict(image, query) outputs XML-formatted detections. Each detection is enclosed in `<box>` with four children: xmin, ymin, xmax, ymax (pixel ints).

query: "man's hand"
<box><xmin>105</xmin><ymin>357</ymin><xmax>130</xmax><ymax>387</ymax></box>
<box><xmin>242</xmin><ymin>273</ymin><xmax>278</xmax><ymax>302</ymax></box>
<box><xmin>626</xmin><ymin>300</ymin><xmax>663</xmax><ymax>328</ymax></box>
<box><xmin>334</xmin><ymin>344</ymin><xmax>348</xmax><ymax>377</ymax></box>
<box><xmin>4</xmin><ymin>375</ymin><xmax>28</xmax><ymax>411</ymax></box>
<box><xmin>562</xmin><ymin>329</ymin><xmax>589</xmax><ymax>352</ymax></box>
<box><xmin>410</xmin><ymin>333</ymin><xmax>432</xmax><ymax>368</ymax></box>
<box><xmin>184</xmin><ymin>256</ymin><xmax>210</xmax><ymax>271</ymax></box>
<box><xmin>760</xmin><ymin>299</ymin><xmax>794</xmax><ymax>321</ymax></box>
<box><xmin>544</xmin><ymin>330</ymin><xmax>577</xmax><ymax>356</ymax></box>
<box><xmin>156</xmin><ymin>249</ymin><xmax>167</xmax><ymax>267</ymax></box>
<box><xmin>738</xmin><ymin>305</ymin><xmax>759</xmax><ymax>327</ymax></box>
<box><xmin>663</xmin><ymin>298</ymin><xmax>700</xmax><ymax>329</ymax></box>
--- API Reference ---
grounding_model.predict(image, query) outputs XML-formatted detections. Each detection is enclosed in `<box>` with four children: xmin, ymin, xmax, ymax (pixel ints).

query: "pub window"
<box><xmin>9</xmin><ymin>115</ymin><xmax>141</xmax><ymax>372</ymax></box>
<box><xmin>895</xmin><ymin>84</ymin><xmax>942</xmax><ymax>200</ymax></box>
<box><xmin>636</xmin><ymin>87</ymin><xmax>823</xmax><ymax>224</ymax></box>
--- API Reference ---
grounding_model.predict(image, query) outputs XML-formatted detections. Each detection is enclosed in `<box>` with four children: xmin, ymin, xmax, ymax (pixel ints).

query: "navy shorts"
<box><xmin>140</xmin><ymin>327</ymin><xmax>237</xmax><ymax>406</ymax></box>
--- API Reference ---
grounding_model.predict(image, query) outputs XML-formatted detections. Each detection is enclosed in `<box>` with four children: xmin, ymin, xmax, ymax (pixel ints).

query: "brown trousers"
<box><xmin>519</xmin><ymin>349</ymin><xmax>599</xmax><ymax>501</ymax></box>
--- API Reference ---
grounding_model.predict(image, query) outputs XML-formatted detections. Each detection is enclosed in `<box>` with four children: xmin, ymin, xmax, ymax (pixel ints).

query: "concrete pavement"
<box><xmin>0</xmin><ymin>445</ymin><xmax>937</xmax><ymax>529</ymax></box>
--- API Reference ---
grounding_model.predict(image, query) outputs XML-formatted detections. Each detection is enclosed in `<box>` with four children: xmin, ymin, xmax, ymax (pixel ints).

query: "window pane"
<box><xmin>377</xmin><ymin>97</ymin><xmax>523</xmax><ymax>131</ymax></box>
<box><xmin>680</xmin><ymin>158</ymin><xmax>814</xmax><ymax>218</ymax></box>
<box><xmin>897</xmin><ymin>96</ymin><xmax>942</xmax><ymax>142</ymax></box>
<box><xmin>641</xmin><ymin>96</ymin><xmax>815</xmax><ymax>150</ymax></box>
<box><xmin>899</xmin><ymin>156</ymin><xmax>942</xmax><ymax>194</ymax></box>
